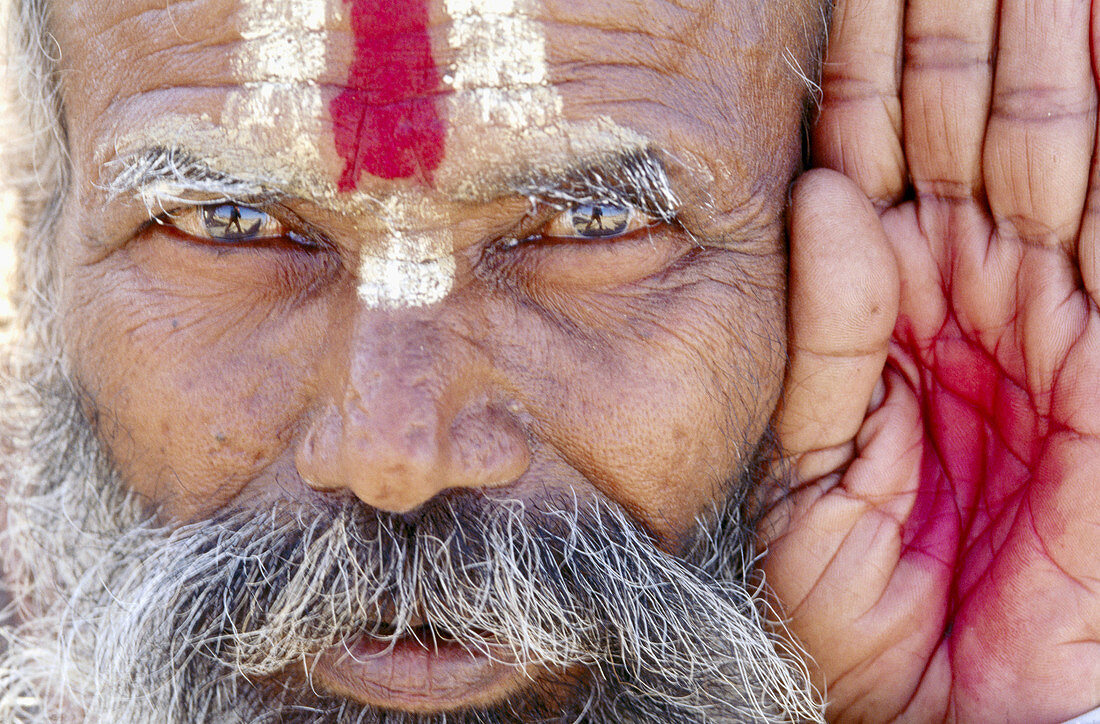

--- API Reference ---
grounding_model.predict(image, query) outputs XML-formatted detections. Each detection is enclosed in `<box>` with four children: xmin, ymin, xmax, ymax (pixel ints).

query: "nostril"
<box><xmin>448</xmin><ymin>403</ymin><xmax>531</xmax><ymax>489</ymax></box>
<box><xmin>296</xmin><ymin>405</ymin><xmax>345</xmax><ymax>491</ymax></box>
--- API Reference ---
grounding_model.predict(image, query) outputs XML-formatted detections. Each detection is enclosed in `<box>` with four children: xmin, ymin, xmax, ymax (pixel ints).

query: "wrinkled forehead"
<box><xmin>50</xmin><ymin>0</ymin><xmax>822</xmax><ymax>209</ymax></box>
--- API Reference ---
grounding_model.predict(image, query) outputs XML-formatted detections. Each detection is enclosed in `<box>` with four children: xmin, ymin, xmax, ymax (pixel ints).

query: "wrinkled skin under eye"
<box><xmin>498</xmin><ymin>202</ymin><xmax>690</xmax><ymax>293</ymax></box>
<box><xmin>129</xmin><ymin>200</ymin><xmax>339</xmax><ymax>303</ymax></box>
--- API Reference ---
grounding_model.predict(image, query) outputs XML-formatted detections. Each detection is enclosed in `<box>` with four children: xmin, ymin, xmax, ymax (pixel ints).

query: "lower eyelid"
<box><xmin>132</xmin><ymin>221</ymin><xmax>344</xmax><ymax>298</ymax></box>
<box><xmin>504</xmin><ymin>224</ymin><xmax>692</xmax><ymax>292</ymax></box>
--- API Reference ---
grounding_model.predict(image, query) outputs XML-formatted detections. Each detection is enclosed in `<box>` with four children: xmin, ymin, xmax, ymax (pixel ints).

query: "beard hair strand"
<box><xmin>0</xmin><ymin>352</ymin><xmax>824</xmax><ymax>724</ymax></box>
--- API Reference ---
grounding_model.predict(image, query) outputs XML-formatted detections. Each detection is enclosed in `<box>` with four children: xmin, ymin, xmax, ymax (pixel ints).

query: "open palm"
<box><xmin>765</xmin><ymin>0</ymin><xmax>1100</xmax><ymax>720</ymax></box>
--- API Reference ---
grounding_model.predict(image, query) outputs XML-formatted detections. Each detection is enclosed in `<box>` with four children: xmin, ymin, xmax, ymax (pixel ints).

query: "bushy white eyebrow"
<box><xmin>103</xmin><ymin>147</ymin><xmax>281</xmax><ymax>214</ymax></box>
<box><xmin>103</xmin><ymin>145</ymin><xmax>681</xmax><ymax>221</ymax></box>
<box><xmin>511</xmin><ymin>148</ymin><xmax>681</xmax><ymax>221</ymax></box>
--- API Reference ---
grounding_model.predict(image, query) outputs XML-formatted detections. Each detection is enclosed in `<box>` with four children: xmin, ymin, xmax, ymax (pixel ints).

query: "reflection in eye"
<box><xmin>166</xmin><ymin>203</ymin><xmax>286</xmax><ymax>244</ymax></box>
<box><xmin>542</xmin><ymin>203</ymin><xmax>657</xmax><ymax>240</ymax></box>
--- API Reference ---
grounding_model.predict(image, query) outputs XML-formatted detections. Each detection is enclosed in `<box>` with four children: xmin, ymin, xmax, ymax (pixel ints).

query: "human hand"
<box><xmin>766</xmin><ymin>0</ymin><xmax>1100</xmax><ymax>721</ymax></box>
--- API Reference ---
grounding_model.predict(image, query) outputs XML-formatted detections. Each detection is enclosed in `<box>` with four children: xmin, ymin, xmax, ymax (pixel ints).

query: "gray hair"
<box><xmin>0</xmin><ymin>0</ymin><xmax>833</xmax><ymax>346</ymax></box>
<box><xmin>0</xmin><ymin>1</ymin><xmax>834</xmax><ymax>720</ymax></box>
<box><xmin>3</xmin><ymin>0</ymin><xmax>66</xmax><ymax>369</ymax></box>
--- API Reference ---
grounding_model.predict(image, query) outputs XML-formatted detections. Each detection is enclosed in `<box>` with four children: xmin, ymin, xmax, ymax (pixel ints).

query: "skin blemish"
<box><xmin>331</xmin><ymin>0</ymin><xmax>447</xmax><ymax>190</ymax></box>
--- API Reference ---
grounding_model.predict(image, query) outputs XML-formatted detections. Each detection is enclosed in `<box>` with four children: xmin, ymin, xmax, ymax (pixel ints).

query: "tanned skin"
<box><xmin>41</xmin><ymin>0</ymin><xmax>822</xmax><ymax>715</ymax></box>
<box><xmin>53</xmin><ymin>0</ymin><xmax>817</xmax><ymax>543</ymax></box>
<box><xmin>36</xmin><ymin>0</ymin><xmax>1100</xmax><ymax>719</ymax></box>
<box><xmin>769</xmin><ymin>0</ymin><xmax>1100</xmax><ymax>720</ymax></box>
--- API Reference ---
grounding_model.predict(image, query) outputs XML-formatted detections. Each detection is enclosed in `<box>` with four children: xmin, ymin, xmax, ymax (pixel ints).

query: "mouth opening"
<box><xmin>360</xmin><ymin>621</ymin><xmax>488</xmax><ymax>653</ymax></box>
<box><xmin>314</xmin><ymin>622</ymin><xmax>525</xmax><ymax>714</ymax></box>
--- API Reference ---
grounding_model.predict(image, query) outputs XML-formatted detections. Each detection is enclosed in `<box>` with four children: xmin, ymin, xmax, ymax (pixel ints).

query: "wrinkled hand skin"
<box><xmin>765</xmin><ymin>0</ymin><xmax>1100</xmax><ymax>721</ymax></box>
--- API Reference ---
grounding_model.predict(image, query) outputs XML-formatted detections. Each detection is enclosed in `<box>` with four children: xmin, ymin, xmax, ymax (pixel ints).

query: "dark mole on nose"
<box><xmin>330</xmin><ymin>0</ymin><xmax>447</xmax><ymax>190</ymax></box>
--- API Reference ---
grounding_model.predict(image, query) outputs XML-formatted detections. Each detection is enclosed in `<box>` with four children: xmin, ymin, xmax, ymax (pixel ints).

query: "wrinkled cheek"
<box><xmin>58</xmin><ymin>265</ymin><xmax>326</xmax><ymax>517</ymax></box>
<box><xmin>500</xmin><ymin>282</ymin><xmax>784</xmax><ymax>542</ymax></box>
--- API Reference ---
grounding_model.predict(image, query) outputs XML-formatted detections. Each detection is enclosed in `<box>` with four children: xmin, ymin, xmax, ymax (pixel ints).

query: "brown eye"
<box><xmin>542</xmin><ymin>203</ymin><xmax>657</xmax><ymax>240</ymax></box>
<box><xmin>167</xmin><ymin>203</ymin><xmax>287</xmax><ymax>244</ymax></box>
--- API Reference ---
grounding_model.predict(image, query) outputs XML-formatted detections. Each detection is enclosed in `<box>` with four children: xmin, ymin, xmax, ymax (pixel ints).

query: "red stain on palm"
<box><xmin>330</xmin><ymin>0</ymin><xmax>446</xmax><ymax>191</ymax></box>
<box><xmin>898</xmin><ymin>317</ymin><xmax>1047</xmax><ymax>607</ymax></box>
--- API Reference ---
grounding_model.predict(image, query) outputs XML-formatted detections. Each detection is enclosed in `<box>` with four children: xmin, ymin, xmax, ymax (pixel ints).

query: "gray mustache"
<box><xmin>86</xmin><ymin>490</ymin><xmax>815</xmax><ymax>722</ymax></box>
<box><xmin>160</xmin><ymin>491</ymin><xmax>736</xmax><ymax>678</ymax></box>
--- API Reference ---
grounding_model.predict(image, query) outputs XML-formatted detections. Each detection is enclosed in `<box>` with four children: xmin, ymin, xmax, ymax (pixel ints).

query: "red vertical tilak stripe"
<box><xmin>330</xmin><ymin>0</ymin><xmax>446</xmax><ymax>191</ymax></box>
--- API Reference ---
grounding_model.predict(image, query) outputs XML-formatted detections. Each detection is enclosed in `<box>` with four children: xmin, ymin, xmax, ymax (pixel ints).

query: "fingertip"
<box><xmin>789</xmin><ymin>168</ymin><xmax>900</xmax><ymax>353</ymax></box>
<box><xmin>814</xmin><ymin>0</ymin><xmax>907</xmax><ymax>204</ymax></box>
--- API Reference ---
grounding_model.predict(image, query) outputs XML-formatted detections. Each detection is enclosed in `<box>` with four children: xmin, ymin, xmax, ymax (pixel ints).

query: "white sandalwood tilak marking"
<box><xmin>355</xmin><ymin>0</ymin><xmax>658</xmax><ymax>310</ymax></box>
<box><xmin>233</xmin><ymin>0</ymin><xmax>458</xmax><ymax>312</ymax></box>
<box><xmin>434</xmin><ymin>0</ymin><xmax>652</xmax><ymax>202</ymax></box>
<box><xmin>104</xmin><ymin>0</ymin><xmax>341</xmax><ymax>201</ymax></box>
<box><xmin>444</xmin><ymin>0</ymin><xmax>561</xmax><ymax>130</ymax></box>
<box><xmin>357</xmin><ymin>196</ymin><xmax>458</xmax><ymax>311</ymax></box>
<box><xmin>229</xmin><ymin>0</ymin><xmax>329</xmax><ymax>177</ymax></box>
<box><xmin>107</xmin><ymin>0</ymin><xmax>657</xmax><ymax>311</ymax></box>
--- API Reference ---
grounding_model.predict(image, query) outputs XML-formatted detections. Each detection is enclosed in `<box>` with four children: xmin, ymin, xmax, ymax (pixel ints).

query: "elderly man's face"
<box><xmin>13</xmin><ymin>0</ymin><xmax>821</xmax><ymax>719</ymax></box>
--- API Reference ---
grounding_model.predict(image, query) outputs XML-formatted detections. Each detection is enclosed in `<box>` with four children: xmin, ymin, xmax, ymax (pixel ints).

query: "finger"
<box><xmin>813</xmin><ymin>0</ymin><xmax>906</xmax><ymax>206</ymax></box>
<box><xmin>984</xmin><ymin>0</ymin><xmax>1096</xmax><ymax>255</ymax></box>
<box><xmin>1078</xmin><ymin>11</ymin><xmax>1100</xmax><ymax>301</ymax></box>
<box><xmin>1081</xmin><ymin>145</ymin><xmax>1100</xmax><ymax>300</ymax></box>
<box><xmin>777</xmin><ymin>169</ymin><xmax>899</xmax><ymax>470</ymax></box>
<box><xmin>764</xmin><ymin>368</ymin><xmax>928</xmax><ymax>713</ymax></box>
<box><xmin>902</xmin><ymin>0</ymin><xmax>996</xmax><ymax>200</ymax></box>
<box><xmin>989</xmin><ymin>0</ymin><xmax>1098</xmax><ymax>398</ymax></box>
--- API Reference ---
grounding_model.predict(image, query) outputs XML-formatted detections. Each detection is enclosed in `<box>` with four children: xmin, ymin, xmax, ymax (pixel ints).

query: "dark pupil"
<box><xmin>570</xmin><ymin>204</ymin><xmax>629</xmax><ymax>238</ymax></box>
<box><xmin>202</xmin><ymin>204</ymin><xmax>265</xmax><ymax>241</ymax></box>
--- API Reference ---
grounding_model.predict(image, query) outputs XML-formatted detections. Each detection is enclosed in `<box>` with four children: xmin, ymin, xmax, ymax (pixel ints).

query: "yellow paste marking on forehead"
<box><xmin>433</xmin><ymin>0</ymin><xmax>651</xmax><ymax>201</ymax></box>
<box><xmin>353</xmin><ymin>0</ymin><xmax>654</xmax><ymax>310</ymax></box>
<box><xmin>356</xmin><ymin>193</ymin><xmax>458</xmax><ymax>310</ymax></box>
<box><xmin>352</xmin><ymin>0</ymin><xmax>555</xmax><ymax>310</ymax></box>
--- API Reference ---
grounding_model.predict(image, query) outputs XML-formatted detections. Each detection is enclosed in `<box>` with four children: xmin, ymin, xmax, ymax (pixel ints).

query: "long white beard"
<box><xmin>0</xmin><ymin>351</ymin><xmax>823</xmax><ymax>723</ymax></box>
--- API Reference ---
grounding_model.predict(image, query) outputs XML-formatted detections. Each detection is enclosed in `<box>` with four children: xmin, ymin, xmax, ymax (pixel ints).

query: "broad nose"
<box><xmin>295</xmin><ymin>310</ymin><xmax>530</xmax><ymax>514</ymax></box>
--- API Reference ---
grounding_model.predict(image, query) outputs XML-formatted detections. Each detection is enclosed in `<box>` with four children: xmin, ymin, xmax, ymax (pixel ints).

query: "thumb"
<box><xmin>776</xmin><ymin>169</ymin><xmax>899</xmax><ymax>476</ymax></box>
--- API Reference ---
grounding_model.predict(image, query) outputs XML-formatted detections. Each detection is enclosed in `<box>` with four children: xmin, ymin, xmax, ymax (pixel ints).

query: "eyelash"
<box><xmin>157</xmin><ymin>200</ymin><xmax>660</xmax><ymax>249</ymax></box>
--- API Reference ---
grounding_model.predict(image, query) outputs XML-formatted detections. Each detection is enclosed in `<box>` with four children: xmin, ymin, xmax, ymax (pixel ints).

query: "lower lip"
<box><xmin>312</xmin><ymin>630</ymin><xmax>526</xmax><ymax>713</ymax></box>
